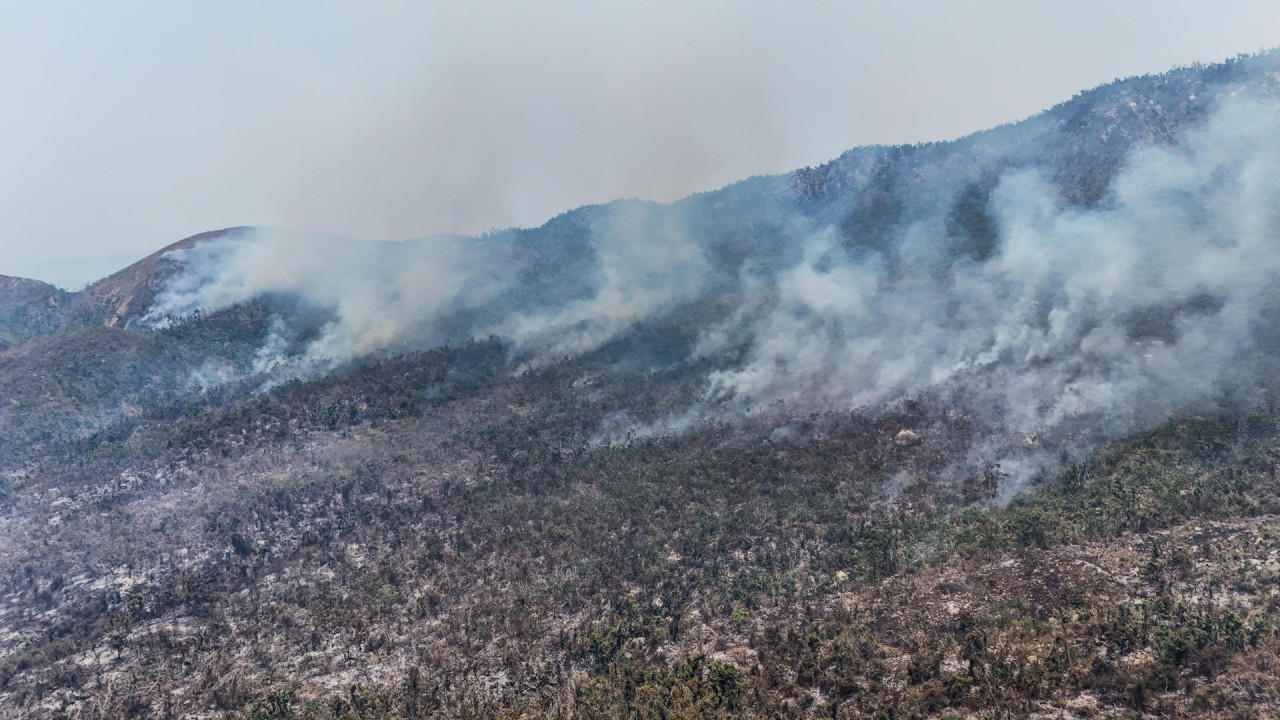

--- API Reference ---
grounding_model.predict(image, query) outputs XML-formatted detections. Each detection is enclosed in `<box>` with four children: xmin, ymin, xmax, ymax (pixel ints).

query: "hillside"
<box><xmin>0</xmin><ymin>277</ymin><xmax>69</xmax><ymax>346</ymax></box>
<box><xmin>3</xmin><ymin>51</ymin><xmax>1280</xmax><ymax>719</ymax></box>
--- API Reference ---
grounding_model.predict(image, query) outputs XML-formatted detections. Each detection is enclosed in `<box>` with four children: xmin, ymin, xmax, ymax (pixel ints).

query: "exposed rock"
<box><xmin>894</xmin><ymin>429</ymin><xmax>922</xmax><ymax>447</ymax></box>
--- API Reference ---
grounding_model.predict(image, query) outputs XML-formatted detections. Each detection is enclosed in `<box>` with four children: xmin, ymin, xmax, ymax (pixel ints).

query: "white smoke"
<box><xmin>688</xmin><ymin>95</ymin><xmax>1280</xmax><ymax>483</ymax></box>
<box><xmin>139</xmin><ymin>84</ymin><xmax>1280</xmax><ymax>490</ymax></box>
<box><xmin>143</xmin><ymin>201</ymin><xmax>714</xmax><ymax>375</ymax></box>
<box><xmin>492</xmin><ymin>200</ymin><xmax>711</xmax><ymax>369</ymax></box>
<box><xmin>142</xmin><ymin>228</ymin><xmax>508</xmax><ymax>369</ymax></box>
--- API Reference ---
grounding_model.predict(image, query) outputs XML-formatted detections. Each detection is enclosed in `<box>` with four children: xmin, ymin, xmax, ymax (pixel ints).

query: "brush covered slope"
<box><xmin>3</xmin><ymin>52</ymin><xmax>1280</xmax><ymax>719</ymax></box>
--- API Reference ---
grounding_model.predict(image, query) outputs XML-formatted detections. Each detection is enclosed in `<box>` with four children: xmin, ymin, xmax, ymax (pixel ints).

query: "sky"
<box><xmin>2</xmin><ymin>1</ymin><xmax>1279</xmax><ymax>289</ymax></box>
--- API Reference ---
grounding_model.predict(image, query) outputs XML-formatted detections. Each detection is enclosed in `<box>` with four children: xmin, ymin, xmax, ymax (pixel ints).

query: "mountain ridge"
<box><xmin>6</xmin><ymin>50</ymin><xmax>1276</xmax><ymax>335</ymax></box>
<box><xmin>3</xmin><ymin>50</ymin><xmax>1280</xmax><ymax>719</ymax></box>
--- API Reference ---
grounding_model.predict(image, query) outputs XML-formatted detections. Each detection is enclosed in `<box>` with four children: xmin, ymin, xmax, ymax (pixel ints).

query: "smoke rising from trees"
<box><xmin>141</xmin><ymin>76</ymin><xmax>1280</xmax><ymax>488</ymax></box>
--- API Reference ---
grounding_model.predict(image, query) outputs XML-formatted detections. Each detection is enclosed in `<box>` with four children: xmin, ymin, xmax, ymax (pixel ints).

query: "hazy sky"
<box><xmin>3</xmin><ymin>1</ymin><xmax>1279</xmax><ymax>288</ymax></box>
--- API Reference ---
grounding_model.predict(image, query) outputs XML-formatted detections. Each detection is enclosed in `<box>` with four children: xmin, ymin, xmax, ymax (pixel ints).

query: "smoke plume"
<box><xmin>141</xmin><ymin>68</ymin><xmax>1280</xmax><ymax>489</ymax></box>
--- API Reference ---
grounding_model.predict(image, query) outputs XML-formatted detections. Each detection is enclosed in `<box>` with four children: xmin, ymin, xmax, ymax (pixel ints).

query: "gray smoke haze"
<box><xmin>142</xmin><ymin>78</ymin><xmax>1280</xmax><ymax>489</ymax></box>
<box><xmin>707</xmin><ymin>97</ymin><xmax>1279</xmax><ymax>420</ymax></box>
<box><xmin>6</xmin><ymin>3</ymin><xmax>1280</xmax><ymax>289</ymax></box>
<box><xmin>143</xmin><ymin>230</ymin><xmax>501</xmax><ymax>363</ymax></box>
<box><xmin>492</xmin><ymin>202</ymin><xmax>711</xmax><ymax>370</ymax></box>
<box><xmin>674</xmin><ymin>95</ymin><xmax>1280</xmax><ymax>484</ymax></box>
<box><xmin>142</xmin><ymin>203</ymin><xmax>713</xmax><ymax>373</ymax></box>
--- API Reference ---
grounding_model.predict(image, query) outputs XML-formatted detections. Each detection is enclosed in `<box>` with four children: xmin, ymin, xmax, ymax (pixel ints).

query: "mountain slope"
<box><xmin>0</xmin><ymin>276</ymin><xmax>69</xmax><ymax>346</ymax></box>
<box><xmin>3</xmin><ymin>51</ymin><xmax>1280</xmax><ymax>719</ymax></box>
<box><xmin>4</xmin><ymin>343</ymin><xmax>1280</xmax><ymax>719</ymax></box>
<box><xmin>65</xmin><ymin>228</ymin><xmax>255</xmax><ymax>330</ymax></box>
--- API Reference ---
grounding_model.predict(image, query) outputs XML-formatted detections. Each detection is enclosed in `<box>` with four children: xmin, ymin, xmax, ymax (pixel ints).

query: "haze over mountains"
<box><xmin>4</xmin><ymin>51</ymin><xmax>1280</xmax><ymax>719</ymax></box>
<box><xmin>6</xmin><ymin>50</ymin><xmax>1280</xmax><ymax>485</ymax></box>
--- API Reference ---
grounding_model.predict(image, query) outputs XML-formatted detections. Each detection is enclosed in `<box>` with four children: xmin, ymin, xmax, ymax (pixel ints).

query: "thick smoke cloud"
<box><xmin>142</xmin><ymin>82</ymin><xmax>1280</xmax><ymax>489</ymax></box>
<box><xmin>142</xmin><ymin>203</ymin><xmax>713</xmax><ymax>373</ymax></box>
<box><xmin>709</xmin><ymin>97</ymin><xmax>1279</xmax><ymax>421</ymax></box>
<box><xmin>680</xmin><ymin>96</ymin><xmax>1280</xmax><ymax>483</ymax></box>
<box><xmin>492</xmin><ymin>201</ymin><xmax>711</xmax><ymax>370</ymax></box>
<box><xmin>143</xmin><ymin>230</ymin><xmax>506</xmax><ymax>364</ymax></box>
